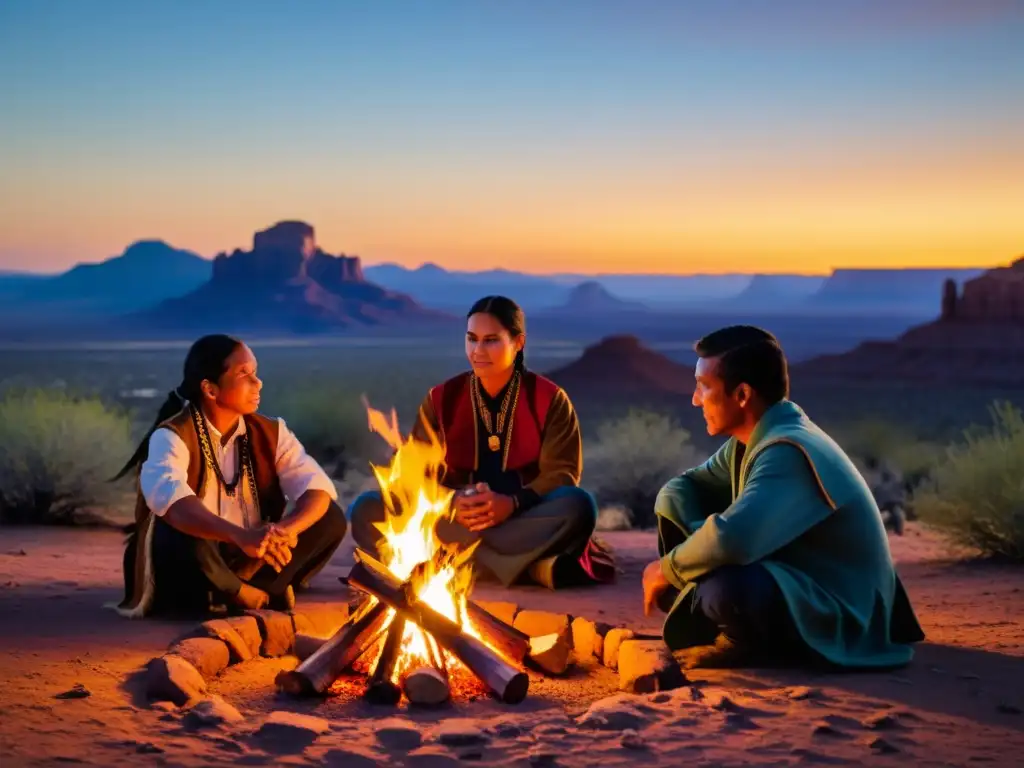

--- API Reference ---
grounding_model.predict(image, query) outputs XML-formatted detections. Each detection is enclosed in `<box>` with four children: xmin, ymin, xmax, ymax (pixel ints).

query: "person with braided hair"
<box><xmin>348</xmin><ymin>296</ymin><xmax>614</xmax><ymax>590</ymax></box>
<box><xmin>111</xmin><ymin>334</ymin><xmax>346</xmax><ymax>618</ymax></box>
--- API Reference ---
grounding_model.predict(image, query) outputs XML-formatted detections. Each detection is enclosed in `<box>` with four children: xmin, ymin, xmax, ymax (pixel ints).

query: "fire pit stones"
<box><xmin>144</xmin><ymin>598</ymin><xmax>686</xmax><ymax>708</ymax></box>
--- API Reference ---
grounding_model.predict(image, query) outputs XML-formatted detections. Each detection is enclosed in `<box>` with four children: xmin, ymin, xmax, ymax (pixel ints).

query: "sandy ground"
<box><xmin>1</xmin><ymin>523</ymin><xmax>1022</xmax><ymax>767</ymax></box>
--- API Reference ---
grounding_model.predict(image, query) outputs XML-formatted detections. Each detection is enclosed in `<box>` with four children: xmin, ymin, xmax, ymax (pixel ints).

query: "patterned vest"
<box><xmin>429</xmin><ymin>370</ymin><xmax>558</xmax><ymax>484</ymax></box>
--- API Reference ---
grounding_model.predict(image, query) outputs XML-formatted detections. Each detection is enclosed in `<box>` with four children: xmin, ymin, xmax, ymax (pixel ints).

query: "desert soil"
<box><xmin>0</xmin><ymin>524</ymin><xmax>1022</xmax><ymax>767</ymax></box>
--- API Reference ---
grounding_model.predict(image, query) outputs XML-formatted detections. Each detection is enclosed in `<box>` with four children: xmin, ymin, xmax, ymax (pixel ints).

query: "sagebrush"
<box><xmin>910</xmin><ymin>401</ymin><xmax>1024</xmax><ymax>560</ymax></box>
<box><xmin>0</xmin><ymin>389</ymin><xmax>135</xmax><ymax>524</ymax></box>
<box><xmin>270</xmin><ymin>386</ymin><xmax>391</xmax><ymax>476</ymax></box>
<box><xmin>583</xmin><ymin>409</ymin><xmax>702</xmax><ymax>528</ymax></box>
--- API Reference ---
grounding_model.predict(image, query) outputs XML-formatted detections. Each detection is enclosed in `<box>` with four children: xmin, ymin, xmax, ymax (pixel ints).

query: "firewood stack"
<box><xmin>275</xmin><ymin>549</ymin><xmax>533</xmax><ymax>705</ymax></box>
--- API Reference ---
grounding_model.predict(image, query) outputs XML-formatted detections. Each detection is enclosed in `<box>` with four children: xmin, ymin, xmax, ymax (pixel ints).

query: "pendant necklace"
<box><xmin>473</xmin><ymin>372</ymin><xmax>520</xmax><ymax>452</ymax></box>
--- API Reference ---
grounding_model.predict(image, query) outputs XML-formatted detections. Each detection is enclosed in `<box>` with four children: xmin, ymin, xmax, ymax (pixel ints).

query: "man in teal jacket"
<box><xmin>643</xmin><ymin>325</ymin><xmax>924</xmax><ymax>669</ymax></box>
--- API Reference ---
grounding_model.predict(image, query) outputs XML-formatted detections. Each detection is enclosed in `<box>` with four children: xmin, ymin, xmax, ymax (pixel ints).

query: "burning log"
<box><xmin>464</xmin><ymin>600</ymin><xmax>530</xmax><ymax>663</ymax></box>
<box><xmin>276</xmin><ymin>600</ymin><xmax>390</xmax><ymax>697</ymax></box>
<box><xmin>346</xmin><ymin>556</ymin><xmax>531</xmax><ymax>664</ymax></box>
<box><xmin>364</xmin><ymin>615</ymin><xmax>406</xmax><ymax>706</ymax></box>
<box><xmin>403</xmin><ymin>666</ymin><xmax>450</xmax><ymax>706</ymax></box>
<box><xmin>347</xmin><ymin>552</ymin><xmax>529</xmax><ymax>705</ymax></box>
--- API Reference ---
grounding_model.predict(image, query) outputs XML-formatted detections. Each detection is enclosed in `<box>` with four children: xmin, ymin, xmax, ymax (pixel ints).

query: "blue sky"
<box><xmin>1</xmin><ymin>0</ymin><xmax>1022</xmax><ymax>274</ymax></box>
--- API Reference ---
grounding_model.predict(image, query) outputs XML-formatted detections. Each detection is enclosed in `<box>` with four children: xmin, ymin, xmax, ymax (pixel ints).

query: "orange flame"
<box><xmin>362</xmin><ymin>398</ymin><xmax>481</xmax><ymax>683</ymax></box>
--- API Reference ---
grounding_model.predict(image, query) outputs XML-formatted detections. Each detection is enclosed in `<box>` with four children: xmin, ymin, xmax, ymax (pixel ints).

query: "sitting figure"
<box><xmin>113</xmin><ymin>334</ymin><xmax>347</xmax><ymax>618</ymax></box>
<box><xmin>642</xmin><ymin>325</ymin><xmax>924</xmax><ymax>669</ymax></box>
<box><xmin>349</xmin><ymin>295</ymin><xmax>611</xmax><ymax>589</ymax></box>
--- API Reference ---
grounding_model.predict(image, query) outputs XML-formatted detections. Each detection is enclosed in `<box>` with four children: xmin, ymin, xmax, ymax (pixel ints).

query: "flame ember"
<box><xmin>361</xmin><ymin>399</ymin><xmax>486</xmax><ymax>685</ymax></box>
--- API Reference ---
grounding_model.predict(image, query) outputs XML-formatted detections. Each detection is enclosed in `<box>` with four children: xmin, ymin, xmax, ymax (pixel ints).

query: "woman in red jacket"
<box><xmin>348</xmin><ymin>295</ymin><xmax>612</xmax><ymax>589</ymax></box>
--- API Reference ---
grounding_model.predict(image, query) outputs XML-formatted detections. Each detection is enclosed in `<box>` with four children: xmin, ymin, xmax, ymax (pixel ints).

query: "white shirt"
<box><xmin>139</xmin><ymin>415</ymin><xmax>337</xmax><ymax>529</ymax></box>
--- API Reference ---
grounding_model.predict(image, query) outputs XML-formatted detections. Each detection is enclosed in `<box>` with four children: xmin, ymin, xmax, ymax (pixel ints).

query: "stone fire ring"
<box><xmin>144</xmin><ymin>600</ymin><xmax>686</xmax><ymax>709</ymax></box>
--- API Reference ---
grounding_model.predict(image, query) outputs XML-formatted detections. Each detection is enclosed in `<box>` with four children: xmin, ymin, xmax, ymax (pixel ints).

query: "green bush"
<box><xmin>583</xmin><ymin>409</ymin><xmax>702</xmax><ymax>529</ymax></box>
<box><xmin>910</xmin><ymin>401</ymin><xmax>1024</xmax><ymax>560</ymax></box>
<box><xmin>269</xmin><ymin>386</ymin><xmax>390</xmax><ymax>477</ymax></box>
<box><xmin>0</xmin><ymin>389</ymin><xmax>135</xmax><ymax>525</ymax></box>
<box><xmin>831</xmin><ymin>418</ymin><xmax>943</xmax><ymax>484</ymax></box>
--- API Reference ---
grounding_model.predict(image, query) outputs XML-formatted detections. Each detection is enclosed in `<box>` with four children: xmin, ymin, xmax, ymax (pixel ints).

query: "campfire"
<box><xmin>276</xmin><ymin>402</ymin><xmax>561</xmax><ymax>706</ymax></box>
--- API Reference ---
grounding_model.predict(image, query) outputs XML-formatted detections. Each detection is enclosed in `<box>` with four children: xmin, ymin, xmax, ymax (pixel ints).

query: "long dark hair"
<box><xmin>111</xmin><ymin>334</ymin><xmax>243</xmax><ymax>481</ymax></box>
<box><xmin>467</xmin><ymin>295</ymin><xmax>527</xmax><ymax>371</ymax></box>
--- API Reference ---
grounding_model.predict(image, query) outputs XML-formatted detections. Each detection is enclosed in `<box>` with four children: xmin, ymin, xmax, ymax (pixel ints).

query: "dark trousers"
<box><xmin>693</xmin><ymin>564</ymin><xmax>810</xmax><ymax>658</ymax></box>
<box><xmin>150</xmin><ymin>502</ymin><xmax>347</xmax><ymax>614</ymax></box>
<box><xmin>347</xmin><ymin>486</ymin><xmax>597</xmax><ymax>588</ymax></box>
<box><xmin>659</xmin><ymin>516</ymin><xmax>812</xmax><ymax>660</ymax></box>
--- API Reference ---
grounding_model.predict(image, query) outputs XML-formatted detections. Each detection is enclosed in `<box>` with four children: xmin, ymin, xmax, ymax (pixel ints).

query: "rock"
<box><xmin>375</xmin><ymin>717</ymin><xmax>424</xmax><ymax>751</ymax></box>
<box><xmin>184</xmin><ymin>695</ymin><xmax>244</xmax><ymax>728</ymax></box>
<box><xmin>146</xmin><ymin>655</ymin><xmax>207</xmax><ymax>706</ymax></box>
<box><xmin>570</xmin><ymin>617</ymin><xmax>597</xmax><ymax>660</ymax></box>
<box><xmin>528</xmin><ymin>632</ymin><xmax>572</xmax><ymax>675</ymax></box>
<box><xmin>290</xmin><ymin>611</ymin><xmax>315</xmax><ymax>636</ymax></box>
<box><xmin>54</xmin><ymin>683</ymin><xmax>90</xmax><ymax>699</ymax></box>
<box><xmin>253</xmin><ymin>711</ymin><xmax>330</xmax><ymax>754</ymax></box>
<box><xmin>323</xmin><ymin>748</ymin><xmax>381</xmax><ymax>767</ymax></box>
<box><xmin>135</xmin><ymin>742</ymin><xmax>164</xmax><ymax>755</ymax></box>
<box><xmin>167</xmin><ymin>637</ymin><xmax>231</xmax><ymax>679</ymax></box>
<box><xmin>150</xmin><ymin>701</ymin><xmax>177</xmax><ymax>713</ymax></box>
<box><xmin>476</xmin><ymin>600</ymin><xmax>518</xmax><ymax>626</ymax></box>
<box><xmin>869</xmin><ymin>736</ymin><xmax>901</xmax><ymax>754</ymax></box>
<box><xmin>513</xmin><ymin>610</ymin><xmax>571</xmax><ymax>642</ymax></box>
<box><xmin>620</xmin><ymin>728</ymin><xmax>646</xmax><ymax>750</ymax></box>
<box><xmin>617</xmin><ymin>639</ymin><xmax>687</xmax><ymax>693</ymax></box>
<box><xmin>577</xmin><ymin>694</ymin><xmax>656</xmax><ymax>730</ymax></box>
<box><xmin>602</xmin><ymin>628</ymin><xmax>635</xmax><ymax>670</ymax></box>
<box><xmin>291</xmin><ymin>603</ymin><xmax>349</xmax><ymax>637</ymax></box>
<box><xmin>433</xmin><ymin>720</ymin><xmax>490</xmax><ymax>747</ymax></box>
<box><xmin>245</xmin><ymin>609</ymin><xmax>296</xmax><ymax>657</ymax></box>
<box><xmin>224</xmin><ymin>615</ymin><xmax>262</xmax><ymax>657</ymax></box>
<box><xmin>180</xmin><ymin>619</ymin><xmax>252</xmax><ymax>663</ymax></box>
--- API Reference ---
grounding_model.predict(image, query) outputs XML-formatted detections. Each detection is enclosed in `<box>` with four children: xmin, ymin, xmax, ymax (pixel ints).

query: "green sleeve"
<box><xmin>660</xmin><ymin>443</ymin><xmax>834</xmax><ymax>588</ymax></box>
<box><xmin>518</xmin><ymin>389</ymin><xmax>582</xmax><ymax>508</ymax></box>
<box><xmin>654</xmin><ymin>440</ymin><xmax>733</xmax><ymax>535</ymax></box>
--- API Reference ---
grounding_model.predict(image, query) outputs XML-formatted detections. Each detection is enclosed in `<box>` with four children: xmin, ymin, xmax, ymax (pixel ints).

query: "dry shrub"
<box><xmin>0</xmin><ymin>388</ymin><xmax>135</xmax><ymax>524</ymax></box>
<box><xmin>596</xmin><ymin>504</ymin><xmax>633</xmax><ymax>532</ymax></box>
<box><xmin>584</xmin><ymin>409</ymin><xmax>702</xmax><ymax>529</ymax></box>
<box><xmin>271</xmin><ymin>386</ymin><xmax>388</xmax><ymax>477</ymax></box>
<box><xmin>833</xmin><ymin>418</ymin><xmax>943</xmax><ymax>486</ymax></box>
<box><xmin>910</xmin><ymin>401</ymin><xmax>1024</xmax><ymax>560</ymax></box>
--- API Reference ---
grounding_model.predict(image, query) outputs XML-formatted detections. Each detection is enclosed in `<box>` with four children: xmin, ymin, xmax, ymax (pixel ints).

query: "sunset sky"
<box><xmin>1</xmin><ymin>0</ymin><xmax>1022</xmax><ymax>275</ymax></box>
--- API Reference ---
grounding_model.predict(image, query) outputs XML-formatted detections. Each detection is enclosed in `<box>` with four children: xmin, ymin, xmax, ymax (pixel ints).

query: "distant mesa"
<box><xmin>802</xmin><ymin>267</ymin><xmax>983</xmax><ymax>314</ymax></box>
<box><xmin>0</xmin><ymin>240</ymin><xmax>210</xmax><ymax>316</ymax></box>
<box><xmin>796</xmin><ymin>255</ymin><xmax>1024</xmax><ymax>385</ymax></box>
<box><xmin>135</xmin><ymin>221</ymin><xmax>445</xmax><ymax>333</ymax></box>
<box><xmin>734</xmin><ymin>274</ymin><xmax>826</xmax><ymax>305</ymax></box>
<box><xmin>545</xmin><ymin>334</ymin><xmax>692</xmax><ymax>399</ymax></box>
<box><xmin>545</xmin><ymin>281</ymin><xmax>649</xmax><ymax>314</ymax></box>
